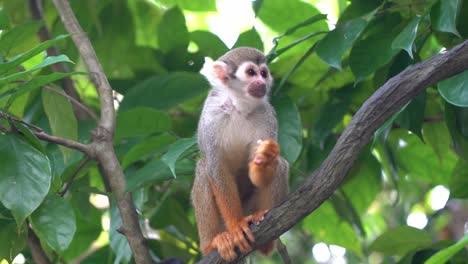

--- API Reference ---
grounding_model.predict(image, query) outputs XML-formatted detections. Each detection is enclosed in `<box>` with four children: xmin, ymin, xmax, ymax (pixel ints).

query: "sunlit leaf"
<box><xmin>0</xmin><ymin>134</ymin><xmax>51</xmax><ymax>226</ymax></box>
<box><xmin>0</xmin><ymin>35</ymin><xmax>69</xmax><ymax>73</ymax></box>
<box><xmin>438</xmin><ymin>70</ymin><xmax>468</xmax><ymax>107</ymax></box>
<box><xmin>190</xmin><ymin>31</ymin><xmax>228</xmax><ymax>59</ymax></box>
<box><xmin>0</xmin><ymin>21</ymin><xmax>42</xmax><ymax>56</ymax></box>
<box><xmin>42</xmin><ymin>87</ymin><xmax>78</xmax><ymax>162</ymax></box>
<box><xmin>425</xmin><ymin>234</ymin><xmax>468</xmax><ymax>264</ymax></box>
<box><xmin>0</xmin><ymin>55</ymin><xmax>74</xmax><ymax>86</ymax></box>
<box><xmin>369</xmin><ymin>226</ymin><xmax>431</xmax><ymax>255</ymax></box>
<box><xmin>30</xmin><ymin>195</ymin><xmax>76</xmax><ymax>252</ymax></box>
<box><xmin>157</xmin><ymin>7</ymin><xmax>189</xmax><ymax>53</ymax></box>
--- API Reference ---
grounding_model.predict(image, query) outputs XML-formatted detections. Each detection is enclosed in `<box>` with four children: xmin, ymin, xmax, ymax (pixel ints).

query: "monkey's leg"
<box><xmin>208</xmin><ymin>173</ymin><xmax>256</xmax><ymax>257</ymax></box>
<box><xmin>191</xmin><ymin>161</ymin><xmax>224</xmax><ymax>256</ymax></box>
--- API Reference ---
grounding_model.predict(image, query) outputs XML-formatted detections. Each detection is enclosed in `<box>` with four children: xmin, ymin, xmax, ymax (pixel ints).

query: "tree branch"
<box><xmin>26</xmin><ymin>223</ymin><xmax>52</xmax><ymax>264</ymax></box>
<box><xmin>0</xmin><ymin>111</ymin><xmax>91</xmax><ymax>154</ymax></box>
<box><xmin>199</xmin><ymin>40</ymin><xmax>468</xmax><ymax>263</ymax></box>
<box><xmin>51</xmin><ymin>1</ymin><xmax>152</xmax><ymax>263</ymax></box>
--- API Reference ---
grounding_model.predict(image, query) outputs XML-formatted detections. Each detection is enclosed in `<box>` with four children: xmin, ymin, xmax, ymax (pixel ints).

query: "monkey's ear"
<box><xmin>200</xmin><ymin>57</ymin><xmax>230</xmax><ymax>87</ymax></box>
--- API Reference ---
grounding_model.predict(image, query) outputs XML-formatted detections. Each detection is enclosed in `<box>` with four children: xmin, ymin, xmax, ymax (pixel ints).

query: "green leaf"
<box><xmin>316</xmin><ymin>18</ymin><xmax>367</xmax><ymax>70</ymax></box>
<box><xmin>0</xmin><ymin>35</ymin><xmax>69</xmax><ymax>73</ymax></box>
<box><xmin>0</xmin><ymin>55</ymin><xmax>74</xmax><ymax>86</ymax></box>
<box><xmin>0</xmin><ymin>220</ymin><xmax>26</xmax><ymax>261</ymax></box>
<box><xmin>0</xmin><ymin>71</ymin><xmax>86</xmax><ymax>104</ymax></box>
<box><xmin>15</xmin><ymin>123</ymin><xmax>45</xmax><ymax>153</ymax></box>
<box><xmin>127</xmin><ymin>1</ymin><xmax>161</xmax><ymax>49</ymax></box>
<box><xmin>0</xmin><ymin>9</ymin><xmax>9</xmax><ymax>30</ymax></box>
<box><xmin>30</xmin><ymin>195</ymin><xmax>76</xmax><ymax>252</ymax></box>
<box><xmin>425</xmin><ymin>234</ymin><xmax>468</xmax><ymax>264</ymax></box>
<box><xmin>233</xmin><ymin>28</ymin><xmax>264</xmax><ymax>51</ymax></box>
<box><xmin>369</xmin><ymin>226</ymin><xmax>432</xmax><ymax>255</ymax></box>
<box><xmin>349</xmin><ymin>15</ymin><xmax>401</xmax><ymax>81</ymax></box>
<box><xmin>272</xmin><ymin>96</ymin><xmax>302</xmax><ymax>164</ymax></box>
<box><xmin>0</xmin><ymin>21</ymin><xmax>43</xmax><ymax>56</ymax></box>
<box><xmin>396</xmin><ymin>91</ymin><xmax>426</xmax><ymax>139</ymax></box>
<box><xmin>161</xmin><ymin>137</ymin><xmax>197</xmax><ymax>178</ymax></box>
<box><xmin>391</xmin><ymin>16</ymin><xmax>421</xmax><ymax>59</ymax></box>
<box><xmin>422</xmin><ymin>122</ymin><xmax>451</xmax><ymax>161</ymax></box>
<box><xmin>449</xmin><ymin>160</ymin><xmax>468</xmax><ymax>198</ymax></box>
<box><xmin>314</xmin><ymin>100</ymin><xmax>349</xmax><ymax>148</ymax></box>
<box><xmin>0</xmin><ymin>134</ymin><xmax>52</xmax><ymax>226</ymax></box>
<box><xmin>116</xmin><ymin>107</ymin><xmax>172</xmax><ymax>140</ymax></box>
<box><xmin>190</xmin><ymin>31</ymin><xmax>229</xmax><ymax>59</ymax></box>
<box><xmin>343</xmin><ymin>151</ymin><xmax>382</xmax><ymax>214</ymax></box>
<box><xmin>122</xmin><ymin>133</ymin><xmax>176</xmax><ymax>169</ymax></box>
<box><xmin>431</xmin><ymin>0</ymin><xmax>462</xmax><ymax>37</ymax></box>
<box><xmin>157</xmin><ymin>0</ymin><xmax>216</xmax><ymax>11</ymax></box>
<box><xmin>62</xmin><ymin>197</ymin><xmax>102</xmax><ymax>261</ymax></box>
<box><xmin>119</xmin><ymin>72</ymin><xmax>209</xmax><ymax>111</ymax></box>
<box><xmin>438</xmin><ymin>70</ymin><xmax>468</xmax><ymax>107</ymax></box>
<box><xmin>157</xmin><ymin>7</ymin><xmax>189</xmax><ymax>53</ymax></box>
<box><xmin>42</xmin><ymin>87</ymin><xmax>78</xmax><ymax>162</ymax></box>
<box><xmin>445</xmin><ymin>104</ymin><xmax>468</xmax><ymax>160</ymax></box>
<box><xmin>303</xmin><ymin>201</ymin><xmax>362</xmax><ymax>255</ymax></box>
<box><xmin>109</xmin><ymin>202</ymin><xmax>132</xmax><ymax>264</ymax></box>
<box><xmin>126</xmin><ymin>158</ymin><xmax>195</xmax><ymax>192</ymax></box>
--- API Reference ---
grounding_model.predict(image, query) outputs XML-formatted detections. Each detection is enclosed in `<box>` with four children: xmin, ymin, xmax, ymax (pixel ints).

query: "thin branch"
<box><xmin>198</xmin><ymin>41</ymin><xmax>468</xmax><ymax>263</ymax></box>
<box><xmin>52</xmin><ymin>1</ymin><xmax>152</xmax><ymax>263</ymax></box>
<box><xmin>0</xmin><ymin>111</ymin><xmax>91</xmax><ymax>154</ymax></box>
<box><xmin>28</xmin><ymin>0</ymin><xmax>91</xmax><ymax>120</ymax></box>
<box><xmin>59</xmin><ymin>156</ymin><xmax>92</xmax><ymax>196</ymax></box>
<box><xmin>43</xmin><ymin>85</ymin><xmax>98</xmax><ymax>121</ymax></box>
<box><xmin>277</xmin><ymin>239</ymin><xmax>291</xmax><ymax>264</ymax></box>
<box><xmin>26</xmin><ymin>223</ymin><xmax>52</xmax><ymax>264</ymax></box>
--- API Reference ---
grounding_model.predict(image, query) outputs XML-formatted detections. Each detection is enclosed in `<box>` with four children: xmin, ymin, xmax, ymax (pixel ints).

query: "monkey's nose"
<box><xmin>248</xmin><ymin>81</ymin><xmax>266</xmax><ymax>98</ymax></box>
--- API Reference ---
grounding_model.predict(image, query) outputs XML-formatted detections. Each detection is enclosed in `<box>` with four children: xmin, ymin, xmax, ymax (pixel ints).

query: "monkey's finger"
<box><xmin>240</xmin><ymin>223</ymin><xmax>255</xmax><ymax>243</ymax></box>
<box><xmin>233</xmin><ymin>230</ymin><xmax>252</xmax><ymax>253</ymax></box>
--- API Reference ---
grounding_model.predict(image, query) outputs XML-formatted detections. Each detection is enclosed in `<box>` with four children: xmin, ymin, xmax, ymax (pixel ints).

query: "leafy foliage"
<box><xmin>0</xmin><ymin>0</ymin><xmax>467</xmax><ymax>263</ymax></box>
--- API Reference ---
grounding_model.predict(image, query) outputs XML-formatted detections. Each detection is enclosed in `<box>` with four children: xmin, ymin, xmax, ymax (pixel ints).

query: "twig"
<box><xmin>59</xmin><ymin>156</ymin><xmax>92</xmax><ymax>196</ymax></box>
<box><xmin>276</xmin><ymin>239</ymin><xmax>291</xmax><ymax>264</ymax></box>
<box><xmin>0</xmin><ymin>111</ymin><xmax>91</xmax><ymax>154</ymax></box>
<box><xmin>198</xmin><ymin>40</ymin><xmax>468</xmax><ymax>264</ymax></box>
<box><xmin>52</xmin><ymin>1</ymin><xmax>152</xmax><ymax>263</ymax></box>
<box><xmin>43</xmin><ymin>85</ymin><xmax>98</xmax><ymax>121</ymax></box>
<box><xmin>28</xmin><ymin>0</ymin><xmax>91</xmax><ymax>120</ymax></box>
<box><xmin>26</xmin><ymin>223</ymin><xmax>52</xmax><ymax>264</ymax></box>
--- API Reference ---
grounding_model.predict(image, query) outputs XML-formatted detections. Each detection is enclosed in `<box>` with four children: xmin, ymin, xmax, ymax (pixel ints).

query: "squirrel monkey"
<box><xmin>191</xmin><ymin>47</ymin><xmax>289</xmax><ymax>261</ymax></box>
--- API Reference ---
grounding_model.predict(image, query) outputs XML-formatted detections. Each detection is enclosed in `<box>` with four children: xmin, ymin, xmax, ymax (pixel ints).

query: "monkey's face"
<box><xmin>231</xmin><ymin>62</ymin><xmax>272</xmax><ymax>99</ymax></box>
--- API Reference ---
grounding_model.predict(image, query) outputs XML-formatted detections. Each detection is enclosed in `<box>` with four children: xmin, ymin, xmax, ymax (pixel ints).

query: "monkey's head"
<box><xmin>200</xmin><ymin>47</ymin><xmax>273</xmax><ymax>99</ymax></box>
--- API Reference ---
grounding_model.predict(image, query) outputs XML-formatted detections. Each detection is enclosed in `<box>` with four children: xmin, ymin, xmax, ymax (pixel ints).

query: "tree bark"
<box><xmin>198</xmin><ymin>40</ymin><xmax>468</xmax><ymax>263</ymax></box>
<box><xmin>51</xmin><ymin>1</ymin><xmax>152</xmax><ymax>263</ymax></box>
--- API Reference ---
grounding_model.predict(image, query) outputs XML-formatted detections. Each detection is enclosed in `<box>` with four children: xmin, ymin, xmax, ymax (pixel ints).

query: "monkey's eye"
<box><xmin>247</xmin><ymin>69</ymin><xmax>256</xmax><ymax>76</ymax></box>
<box><xmin>260</xmin><ymin>70</ymin><xmax>268</xmax><ymax>78</ymax></box>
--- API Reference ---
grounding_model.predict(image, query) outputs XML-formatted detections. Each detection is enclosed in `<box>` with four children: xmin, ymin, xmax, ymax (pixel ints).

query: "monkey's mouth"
<box><xmin>248</xmin><ymin>86</ymin><xmax>266</xmax><ymax>98</ymax></box>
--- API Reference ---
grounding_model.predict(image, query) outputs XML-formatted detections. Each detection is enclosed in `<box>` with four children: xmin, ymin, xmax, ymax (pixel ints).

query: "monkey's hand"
<box><xmin>249</xmin><ymin>140</ymin><xmax>280</xmax><ymax>187</ymax></box>
<box><xmin>207</xmin><ymin>231</ymin><xmax>237</xmax><ymax>261</ymax></box>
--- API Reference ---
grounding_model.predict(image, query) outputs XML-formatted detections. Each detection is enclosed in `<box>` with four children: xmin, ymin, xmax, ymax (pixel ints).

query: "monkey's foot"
<box><xmin>208</xmin><ymin>231</ymin><xmax>237</xmax><ymax>261</ymax></box>
<box><xmin>249</xmin><ymin>140</ymin><xmax>279</xmax><ymax>187</ymax></box>
<box><xmin>245</xmin><ymin>209</ymin><xmax>268</xmax><ymax>225</ymax></box>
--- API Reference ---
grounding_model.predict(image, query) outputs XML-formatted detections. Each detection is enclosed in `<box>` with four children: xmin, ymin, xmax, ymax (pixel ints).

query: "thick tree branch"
<box><xmin>52</xmin><ymin>1</ymin><xmax>152</xmax><ymax>263</ymax></box>
<box><xmin>199</xmin><ymin>40</ymin><xmax>468</xmax><ymax>263</ymax></box>
<box><xmin>28</xmin><ymin>0</ymin><xmax>90</xmax><ymax>120</ymax></box>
